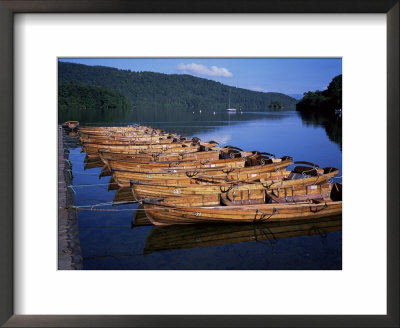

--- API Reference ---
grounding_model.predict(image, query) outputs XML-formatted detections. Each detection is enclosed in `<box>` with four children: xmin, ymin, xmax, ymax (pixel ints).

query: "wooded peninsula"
<box><xmin>296</xmin><ymin>74</ymin><xmax>342</xmax><ymax>114</ymax></box>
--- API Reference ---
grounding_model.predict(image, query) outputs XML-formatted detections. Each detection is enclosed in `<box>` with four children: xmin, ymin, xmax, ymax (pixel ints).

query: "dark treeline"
<box><xmin>296</xmin><ymin>74</ymin><xmax>342</xmax><ymax>114</ymax></box>
<box><xmin>58</xmin><ymin>82</ymin><xmax>131</xmax><ymax>111</ymax></box>
<box><xmin>268</xmin><ymin>101</ymin><xmax>283</xmax><ymax>109</ymax></box>
<box><xmin>58</xmin><ymin>62</ymin><xmax>297</xmax><ymax>112</ymax></box>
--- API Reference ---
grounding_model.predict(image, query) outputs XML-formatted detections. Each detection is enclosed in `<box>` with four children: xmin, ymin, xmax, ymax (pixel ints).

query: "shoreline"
<box><xmin>58</xmin><ymin>125</ymin><xmax>83</xmax><ymax>270</ymax></box>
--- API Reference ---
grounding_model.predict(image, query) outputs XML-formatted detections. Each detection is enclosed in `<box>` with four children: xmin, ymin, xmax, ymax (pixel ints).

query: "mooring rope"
<box><xmin>67</xmin><ymin>182</ymin><xmax>118</xmax><ymax>194</ymax></box>
<box><xmin>67</xmin><ymin>206</ymin><xmax>136</xmax><ymax>212</ymax></box>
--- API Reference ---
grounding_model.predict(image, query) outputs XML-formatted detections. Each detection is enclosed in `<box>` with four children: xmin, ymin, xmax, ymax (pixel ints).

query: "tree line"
<box><xmin>58</xmin><ymin>82</ymin><xmax>131</xmax><ymax>111</ymax></box>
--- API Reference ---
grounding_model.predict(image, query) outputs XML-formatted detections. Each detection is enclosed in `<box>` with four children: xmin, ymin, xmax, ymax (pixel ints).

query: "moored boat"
<box><xmin>107</xmin><ymin>156</ymin><xmax>248</xmax><ymax>173</ymax></box>
<box><xmin>98</xmin><ymin>148</ymin><xmax>221</xmax><ymax>164</ymax></box>
<box><xmin>62</xmin><ymin>121</ymin><xmax>79</xmax><ymax>130</ymax></box>
<box><xmin>113</xmin><ymin>155</ymin><xmax>293</xmax><ymax>187</ymax></box>
<box><xmin>82</xmin><ymin>141</ymin><xmax>217</xmax><ymax>155</ymax></box>
<box><xmin>143</xmin><ymin>196</ymin><xmax>342</xmax><ymax>225</ymax></box>
<box><xmin>131</xmin><ymin>171</ymin><xmax>291</xmax><ymax>199</ymax></box>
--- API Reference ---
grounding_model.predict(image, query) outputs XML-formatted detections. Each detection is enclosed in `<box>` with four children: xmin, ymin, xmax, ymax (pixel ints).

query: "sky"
<box><xmin>59</xmin><ymin>58</ymin><xmax>342</xmax><ymax>96</ymax></box>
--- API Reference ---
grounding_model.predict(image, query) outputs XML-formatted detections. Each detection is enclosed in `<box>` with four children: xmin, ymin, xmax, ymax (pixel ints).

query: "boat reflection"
<box><xmin>99</xmin><ymin>165</ymin><xmax>112</xmax><ymax>177</ymax></box>
<box><xmin>63</xmin><ymin>131</ymin><xmax>80</xmax><ymax>149</ymax></box>
<box><xmin>114</xmin><ymin>187</ymin><xmax>137</xmax><ymax>204</ymax></box>
<box><xmin>142</xmin><ymin>215</ymin><xmax>341</xmax><ymax>254</ymax></box>
<box><xmin>131</xmin><ymin>204</ymin><xmax>152</xmax><ymax>229</ymax></box>
<box><xmin>83</xmin><ymin>154</ymin><xmax>104</xmax><ymax>170</ymax></box>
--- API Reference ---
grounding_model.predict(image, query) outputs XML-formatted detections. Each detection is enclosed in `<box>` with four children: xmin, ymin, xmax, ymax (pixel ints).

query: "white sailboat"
<box><xmin>226</xmin><ymin>89</ymin><xmax>237</xmax><ymax>112</ymax></box>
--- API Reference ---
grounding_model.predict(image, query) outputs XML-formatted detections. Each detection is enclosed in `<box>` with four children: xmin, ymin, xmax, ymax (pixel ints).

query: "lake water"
<box><xmin>64</xmin><ymin>110</ymin><xmax>342</xmax><ymax>270</ymax></box>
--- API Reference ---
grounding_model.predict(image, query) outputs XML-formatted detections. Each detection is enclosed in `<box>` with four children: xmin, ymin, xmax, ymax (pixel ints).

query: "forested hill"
<box><xmin>58</xmin><ymin>62</ymin><xmax>297</xmax><ymax>111</ymax></box>
<box><xmin>58</xmin><ymin>82</ymin><xmax>131</xmax><ymax>111</ymax></box>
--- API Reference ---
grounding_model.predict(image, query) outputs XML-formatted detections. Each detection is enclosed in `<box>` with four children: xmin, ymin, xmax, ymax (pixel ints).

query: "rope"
<box><xmin>68</xmin><ymin>200</ymin><xmax>139</xmax><ymax>210</ymax></box>
<box><xmin>67</xmin><ymin>182</ymin><xmax>119</xmax><ymax>194</ymax></box>
<box><xmin>67</xmin><ymin>206</ymin><xmax>135</xmax><ymax>212</ymax></box>
<box><xmin>69</xmin><ymin>183</ymin><xmax>117</xmax><ymax>187</ymax></box>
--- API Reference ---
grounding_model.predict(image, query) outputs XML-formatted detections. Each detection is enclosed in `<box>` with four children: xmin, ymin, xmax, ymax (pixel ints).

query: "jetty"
<box><xmin>58</xmin><ymin>126</ymin><xmax>82</xmax><ymax>269</ymax></box>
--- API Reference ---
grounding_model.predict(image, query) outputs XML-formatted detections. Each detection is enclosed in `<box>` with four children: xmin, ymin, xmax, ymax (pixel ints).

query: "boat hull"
<box><xmin>143</xmin><ymin>200</ymin><xmax>342</xmax><ymax>225</ymax></box>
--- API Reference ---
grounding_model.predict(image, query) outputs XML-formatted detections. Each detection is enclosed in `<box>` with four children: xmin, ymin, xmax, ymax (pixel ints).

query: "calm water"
<box><xmin>64</xmin><ymin>110</ymin><xmax>342</xmax><ymax>270</ymax></box>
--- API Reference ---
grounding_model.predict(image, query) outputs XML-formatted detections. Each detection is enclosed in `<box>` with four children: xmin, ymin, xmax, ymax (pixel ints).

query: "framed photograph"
<box><xmin>1</xmin><ymin>1</ymin><xmax>398</xmax><ymax>327</ymax></box>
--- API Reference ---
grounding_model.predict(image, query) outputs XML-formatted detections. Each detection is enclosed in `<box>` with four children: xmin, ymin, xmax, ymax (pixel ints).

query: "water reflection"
<box><xmin>59</xmin><ymin>107</ymin><xmax>289</xmax><ymax>136</ymax></box>
<box><xmin>83</xmin><ymin>155</ymin><xmax>104</xmax><ymax>170</ymax></box>
<box><xmin>298</xmin><ymin>110</ymin><xmax>342</xmax><ymax>149</ymax></box>
<box><xmin>60</xmin><ymin>107</ymin><xmax>341</xmax><ymax>150</ymax></box>
<box><xmin>64</xmin><ymin>131</ymin><xmax>80</xmax><ymax>149</ymax></box>
<box><xmin>59</xmin><ymin>106</ymin><xmax>132</xmax><ymax>126</ymax></box>
<box><xmin>143</xmin><ymin>215</ymin><xmax>342</xmax><ymax>255</ymax></box>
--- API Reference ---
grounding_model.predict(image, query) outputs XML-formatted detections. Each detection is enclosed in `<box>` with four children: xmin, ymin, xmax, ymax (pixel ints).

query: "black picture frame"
<box><xmin>0</xmin><ymin>1</ymin><xmax>398</xmax><ymax>327</ymax></box>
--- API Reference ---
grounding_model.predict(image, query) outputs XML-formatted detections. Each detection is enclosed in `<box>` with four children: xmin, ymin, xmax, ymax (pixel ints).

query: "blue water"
<box><xmin>65</xmin><ymin>111</ymin><xmax>342</xmax><ymax>270</ymax></box>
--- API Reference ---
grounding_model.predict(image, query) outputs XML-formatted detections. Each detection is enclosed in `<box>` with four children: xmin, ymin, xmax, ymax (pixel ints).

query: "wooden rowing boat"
<box><xmin>98</xmin><ymin>148</ymin><xmax>221</xmax><ymax>164</ymax></box>
<box><xmin>82</xmin><ymin>141</ymin><xmax>217</xmax><ymax>155</ymax></box>
<box><xmin>80</xmin><ymin>134</ymin><xmax>177</xmax><ymax>145</ymax></box>
<box><xmin>82</xmin><ymin>139</ymin><xmax>196</xmax><ymax>152</ymax></box>
<box><xmin>143</xmin><ymin>215</ymin><xmax>342</xmax><ymax>253</ymax></box>
<box><xmin>137</xmin><ymin>180</ymin><xmax>333</xmax><ymax>209</ymax></box>
<box><xmin>262</xmin><ymin>162</ymin><xmax>339</xmax><ymax>191</ymax></box>
<box><xmin>98</xmin><ymin>145</ymin><xmax>248</xmax><ymax>166</ymax></box>
<box><xmin>117</xmin><ymin>156</ymin><xmax>247</xmax><ymax>170</ymax></box>
<box><xmin>80</xmin><ymin>135</ymin><xmax>183</xmax><ymax>145</ymax></box>
<box><xmin>131</xmin><ymin>171</ymin><xmax>291</xmax><ymax>199</ymax></box>
<box><xmin>112</xmin><ymin>155</ymin><xmax>292</xmax><ymax>187</ymax></box>
<box><xmin>143</xmin><ymin>197</ymin><xmax>342</xmax><ymax>225</ymax></box>
<box><xmin>107</xmin><ymin>156</ymin><xmax>248</xmax><ymax>173</ymax></box>
<box><xmin>221</xmin><ymin>182</ymin><xmax>333</xmax><ymax>205</ymax></box>
<box><xmin>62</xmin><ymin>121</ymin><xmax>79</xmax><ymax>130</ymax></box>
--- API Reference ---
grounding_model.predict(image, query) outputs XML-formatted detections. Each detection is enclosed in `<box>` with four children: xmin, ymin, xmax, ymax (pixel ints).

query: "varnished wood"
<box><xmin>143</xmin><ymin>199</ymin><xmax>342</xmax><ymax>225</ymax></box>
<box><xmin>112</xmin><ymin>156</ymin><xmax>292</xmax><ymax>187</ymax></box>
<box><xmin>131</xmin><ymin>172</ymin><xmax>290</xmax><ymax>199</ymax></box>
<box><xmin>99</xmin><ymin>149</ymin><xmax>221</xmax><ymax>164</ymax></box>
<box><xmin>62</xmin><ymin>120</ymin><xmax>79</xmax><ymax>130</ymax></box>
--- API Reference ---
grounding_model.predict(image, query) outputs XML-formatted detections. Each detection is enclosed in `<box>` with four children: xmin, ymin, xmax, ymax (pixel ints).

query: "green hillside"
<box><xmin>58</xmin><ymin>82</ymin><xmax>131</xmax><ymax>111</ymax></box>
<box><xmin>58</xmin><ymin>62</ymin><xmax>297</xmax><ymax>112</ymax></box>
